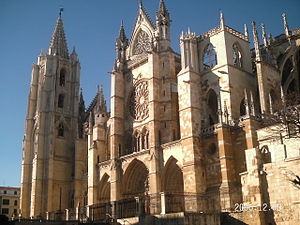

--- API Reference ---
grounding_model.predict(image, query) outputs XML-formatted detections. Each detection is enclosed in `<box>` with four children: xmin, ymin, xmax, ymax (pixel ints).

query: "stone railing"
<box><xmin>200</xmin><ymin>26</ymin><xmax>222</xmax><ymax>39</ymax></box>
<box><xmin>224</xmin><ymin>26</ymin><xmax>248</xmax><ymax>41</ymax></box>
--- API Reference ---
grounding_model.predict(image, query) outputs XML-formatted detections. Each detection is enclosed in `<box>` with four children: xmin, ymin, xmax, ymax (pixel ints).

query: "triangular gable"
<box><xmin>129</xmin><ymin>5</ymin><xmax>156</xmax><ymax>55</ymax></box>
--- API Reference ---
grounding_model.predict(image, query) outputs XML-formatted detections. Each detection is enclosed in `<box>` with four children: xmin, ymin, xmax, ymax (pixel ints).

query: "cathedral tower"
<box><xmin>20</xmin><ymin>14</ymin><xmax>86</xmax><ymax>218</ymax></box>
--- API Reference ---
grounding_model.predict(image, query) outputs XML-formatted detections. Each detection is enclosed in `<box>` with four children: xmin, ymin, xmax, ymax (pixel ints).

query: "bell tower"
<box><xmin>20</xmin><ymin>13</ymin><xmax>85</xmax><ymax>218</ymax></box>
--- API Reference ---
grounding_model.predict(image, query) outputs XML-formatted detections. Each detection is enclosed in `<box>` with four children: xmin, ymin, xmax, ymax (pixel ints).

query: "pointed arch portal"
<box><xmin>162</xmin><ymin>157</ymin><xmax>184</xmax><ymax>213</ymax></box>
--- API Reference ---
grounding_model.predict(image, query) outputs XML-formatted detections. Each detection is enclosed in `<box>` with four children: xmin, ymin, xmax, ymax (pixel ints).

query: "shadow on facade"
<box><xmin>220</xmin><ymin>213</ymin><xmax>247</xmax><ymax>225</ymax></box>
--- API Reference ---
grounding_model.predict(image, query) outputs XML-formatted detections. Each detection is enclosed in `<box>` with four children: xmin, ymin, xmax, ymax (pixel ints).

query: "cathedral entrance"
<box><xmin>119</xmin><ymin>159</ymin><xmax>149</xmax><ymax>218</ymax></box>
<box><xmin>162</xmin><ymin>157</ymin><xmax>184</xmax><ymax>213</ymax></box>
<box><xmin>91</xmin><ymin>174</ymin><xmax>111</xmax><ymax>222</ymax></box>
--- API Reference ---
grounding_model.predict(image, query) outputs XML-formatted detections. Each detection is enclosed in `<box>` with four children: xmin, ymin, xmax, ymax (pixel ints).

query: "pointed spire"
<box><xmin>223</xmin><ymin>101</ymin><xmax>229</xmax><ymax>124</ymax></box>
<box><xmin>96</xmin><ymin>85</ymin><xmax>107</xmax><ymax>113</ymax></box>
<box><xmin>244</xmin><ymin>24</ymin><xmax>249</xmax><ymax>38</ymax></box>
<box><xmin>158</xmin><ymin>0</ymin><xmax>168</xmax><ymax>15</ymax></box>
<box><xmin>218</xmin><ymin>96</ymin><xmax>223</xmax><ymax>124</ymax></box>
<box><xmin>70</xmin><ymin>46</ymin><xmax>78</xmax><ymax>61</ymax></box>
<box><xmin>48</xmin><ymin>14</ymin><xmax>69</xmax><ymax>59</ymax></box>
<box><xmin>252</xmin><ymin>21</ymin><xmax>261</xmax><ymax>61</ymax></box>
<box><xmin>139</xmin><ymin>0</ymin><xmax>143</xmax><ymax>10</ymax></box>
<box><xmin>116</xmin><ymin>21</ymin><xmax>128</xmax><ymax>62</ymax></box>
<box><xmin>244</xmin><ymin>89</ymin><xmax>250</xmax><ymax>116</ymax></box>
<box><xmin>250</xmin><ymin>90</ymin><xmax>256</xmax><ymax>116</ymax></box>
<box><xmin>220</xmin><ymin>10</ymin><xmax>225</xmax><ymax>29</ymax></box>
<box><xmin>282</xmin><ymin>13</ymin><xmax>290</xmax><ymax>37</ymax></box>
<box><xmin>261</xmin><ymin>24</ymin><xmax>268</xmax><ymax>47</ymax></box>
<box><xmin>118</xmin><ymin>20</ymin><xmax>127</xmax><ymax>43</ymax></box>
<box><xmin>79</xmin><ymin>88</ymin><xmax>85</xmax><ymax>115</ymax></box>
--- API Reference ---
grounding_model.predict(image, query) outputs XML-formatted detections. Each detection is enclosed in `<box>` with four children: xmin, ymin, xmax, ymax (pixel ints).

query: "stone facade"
<box><xmin>20</xmin><ymin>1</ymin><xmax>300</xmax><ymax>225</ymax></box>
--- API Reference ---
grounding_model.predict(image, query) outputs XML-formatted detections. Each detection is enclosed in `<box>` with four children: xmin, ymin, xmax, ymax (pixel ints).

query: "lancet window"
<box><xmin>240</xmin><ymin>98</ymin><xmax>246</xmax><ymax>116</ymax></box>
<box><xmin>203</xmin><ymin>44</ymin><xmax>217</xmax><ymax>70</ymax></box>
<box><xmin>207</xmin><ymin>89</ymin><xmax>218</xmax><ymax>125</ymax></box>
<box><xmin>233</xmin><ymin>44</ymin><xmax>243</xmax><ymax>67</ymax></box>
<box><xmin>59</xmin><ymin>69</ymin><xmax>66</xmax><ymax>86</ymax></box>
<box><xmin>58</xmin><ymin>94</ymin><xmax>64</xmax><ymax>108</ymax></box>
<box><xmin>58</xmin><ymin>123</ymin><xmax>64</xmax><ymax>137</ymax></box>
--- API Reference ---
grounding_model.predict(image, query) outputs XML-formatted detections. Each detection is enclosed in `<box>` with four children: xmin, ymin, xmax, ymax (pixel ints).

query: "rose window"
<box><xmin>132</xmin><ymin>30</ymin><xmax>152</xmax><ymax>55</ymax></box>
<box><xmin>129</xmin><ymin>81</ymin><xmax>149</xmax><ymax>121</ymax></box>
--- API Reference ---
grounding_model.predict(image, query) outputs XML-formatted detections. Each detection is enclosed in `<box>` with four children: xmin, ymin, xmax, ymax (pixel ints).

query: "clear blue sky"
<box><xmin>0</xmin><ymin>0</ymin><xmax>299</xmax><ymax>187</ymax></box>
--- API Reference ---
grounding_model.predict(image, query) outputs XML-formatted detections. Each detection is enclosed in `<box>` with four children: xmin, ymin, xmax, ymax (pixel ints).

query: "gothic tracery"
<box><xmin>129</xmin><ymin>80</ymin><xmax>149</xmax><ymax>121</ymax></box>
<box><xmin>132</xmin><ymin>30</ymin><xmax>152</xmax><ymax>55</ymax></box>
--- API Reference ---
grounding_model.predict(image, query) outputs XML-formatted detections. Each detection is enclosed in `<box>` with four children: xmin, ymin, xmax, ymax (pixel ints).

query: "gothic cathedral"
<box><xmin>21</xmin><ymin>1</ymin><xmax>300</xmax><ymax>225</ymax></box>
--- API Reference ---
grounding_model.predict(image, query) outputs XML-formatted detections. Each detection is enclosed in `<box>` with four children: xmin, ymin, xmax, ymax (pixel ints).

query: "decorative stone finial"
<box><xmin>244</xmin><ymin>24</ymin><xmax>249</xmax><ymax>38</ymax></box>
<box><xmin>252</xmin><ymin>21</ymin><xmax>261</xmax><ymax>61</ymax></box>
<box><xmin>261</xmin><ymin>24</ymin><xmax>268</xmax><ymax>47</ymax></box>
<box><xmin>282</xmin><ymin>13</ymin><xmax>290</xmax><ymax>37</ymax></box>
<box><xmin>244</xmin><ymin>89</ymin><xmax>250</xmax><ymax>116</ymax></box>
<box><xmin>220</xmin><ymin>10</ymin><xmax>225</xmax><ymax>29</ymax></box>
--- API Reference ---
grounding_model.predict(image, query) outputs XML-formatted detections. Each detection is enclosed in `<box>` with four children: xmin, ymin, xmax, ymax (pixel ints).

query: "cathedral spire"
<box><xmin>48</xmin><ymin>13</ymin><xmax>69</xmax><ymax>59</ymax></box>
<box><xmin>156</xmin><ymin>0</ymin><xmax>170</xmax><ymax>49</ymax></box>
<box><xmin>116</xmin><ymin>21</ymin><xmax>128</xmax><ymax>62</ymax></box>
<box><xmin>96</xmin><ymin>85</ymin><xmax>107</xmax><ymax>113</ymax></box>
<box><xmin>118</xmin><ymin>20</ymin><xmax>127</xmax><ymax>43</ymax></box>
<box><xmin>252</xmin><ymin>21</ymin><xmax>261</xmax><ymax>61</ymax></box>
<box><xmin>158</xmin><ymin>0</ymin><xmax>168</xmax><ymax>16</ymax></box>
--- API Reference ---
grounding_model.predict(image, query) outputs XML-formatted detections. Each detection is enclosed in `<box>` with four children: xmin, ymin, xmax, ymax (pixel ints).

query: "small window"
<box><xmin>4</xmin><ymin>190</ymin><xmax>7</xmax><ymax>194</ymax></box>
<box><xmin>203</xmin><ymin>44</ymin><xmax>217</xmax><ymax>70</ymax></box>
<box><xmin>233</xmin><ymin>43</ymin><xmax>242</xmax><ymax>68</ymax></box>
<box><xmin>240</xmin><ymin>98</ymin><xmax>246</xmax><ymax>116</ymax></box>
<box><xmin>58</xmin><ymin>123</ymin><xmax>64</xmax><ymax>137</ymax></box>
<box><xmin>2</xmin><ymin>208</ymin><xmax>9</xmax><ymax>214</ymax></box>
<box><xmin>58</xmin><ymin>94</ymin><xmax>64</xmax><ymax>108</ymax></box>
<box><xmin>14</xmin><ymin>209</ymin><xmax>18</xmax><ymax>215</ymax></box>
<box><xmin>59</xmin><ymin>69</ymin><xmax>66</xmax><ymax>86</ymax></box>
<box><xmin>208</xmin><ymin>143</ymin><xmax>217</xmax><ymax>155</ymax></box>
<box><xmin>3</xmin><ymin>199</ymin><xmax>9</xmax><ymax>205</ymax></box>
<box><xmin>14</xmin><ymin>191</ymin><xmax>17</xmax><ymax>195</ymax></box>
<box><xmin>14</xmin><ymin>200</ymin><xmax>18</xmax><ymax>206</ymax></box>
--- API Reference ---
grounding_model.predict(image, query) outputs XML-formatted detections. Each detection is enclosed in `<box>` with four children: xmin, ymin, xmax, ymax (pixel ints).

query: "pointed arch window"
<box><xmin>58</xmin><ymin>94</ymin><xmax>64</xmax><ymax>108</ymax></box>
<box><xmin>207</xmin><ymin>89</ymin><xmax>218</xmax><ymax>125</ymax></box>
<box><xmin>58</xmin><ymin>123</ymin><xmax>64</xmax><ymax>137</ymax></box>
<box><xmin>281</xmin><ymin>57</ymin><xmax>293</xmax><ymax>86</ymax></box>
<box><xmin>233</xmin><ymin>43</ymin><xmax>243</xmax><ymax>68</ymax></box>
<box><xmin>59</xmin><ymin>69</ymin><xmax>66</xmax><ymax>86</ymax></box>
<box><xmin>240</xmin><ymin>98</ymin><xmax>246</xmax><ymax>116</ymax></box>
<box><xmin>203</xmin><ymin>44</ymin><xmax>217</xmax><ymax>70</ymax></box>
<box><xmin>132</xmin><ymin>30</ymin><xmax>152</xmax><ymax>55</ymax></box>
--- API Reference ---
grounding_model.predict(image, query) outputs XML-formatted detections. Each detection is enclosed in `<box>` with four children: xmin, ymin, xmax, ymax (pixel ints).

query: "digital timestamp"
<box><xmin>234</xmin><ymin>203</ymin><xmax>283</xmax><ymax>212</ymax></box>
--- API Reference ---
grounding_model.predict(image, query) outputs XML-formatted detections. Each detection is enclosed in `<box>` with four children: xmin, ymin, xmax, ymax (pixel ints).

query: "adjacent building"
<box><xmin>20</xmin><ymin>1</ymin><xmax>300</xmax><ymax>224</ymax></box>
<box><xmin>0</xmin><ymin>187</ymin><xmax>20</xmax><ymax>218</ymax></box>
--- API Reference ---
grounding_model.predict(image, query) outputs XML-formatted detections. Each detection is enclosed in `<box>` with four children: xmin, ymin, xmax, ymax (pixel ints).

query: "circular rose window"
<box><xmin>129</xmin><ymin>81</ymin><xmax>149</xmax><ymax>121</ymax></box>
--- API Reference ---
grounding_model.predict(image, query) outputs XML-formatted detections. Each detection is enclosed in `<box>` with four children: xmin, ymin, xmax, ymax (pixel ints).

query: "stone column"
<box><xmin>160</xmin><ymin>192</ymin><xmax>166</xmax><ymax>214</ymax></box>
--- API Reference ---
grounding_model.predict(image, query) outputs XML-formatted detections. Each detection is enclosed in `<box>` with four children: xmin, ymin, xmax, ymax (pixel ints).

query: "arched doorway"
<box><xmin>162</xmin><ymin>157</ymin><xmax>184</xmax><ymax>213</ymax></box>
<box><xmin>92</xmin><ymin>174</ymin><xmax>111</xmax><ymax>222</ymax></box>
<box><xmin>121</xmin><ymin>159</ymin><xmax>149</xmax><ymax>218</ymax></box>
